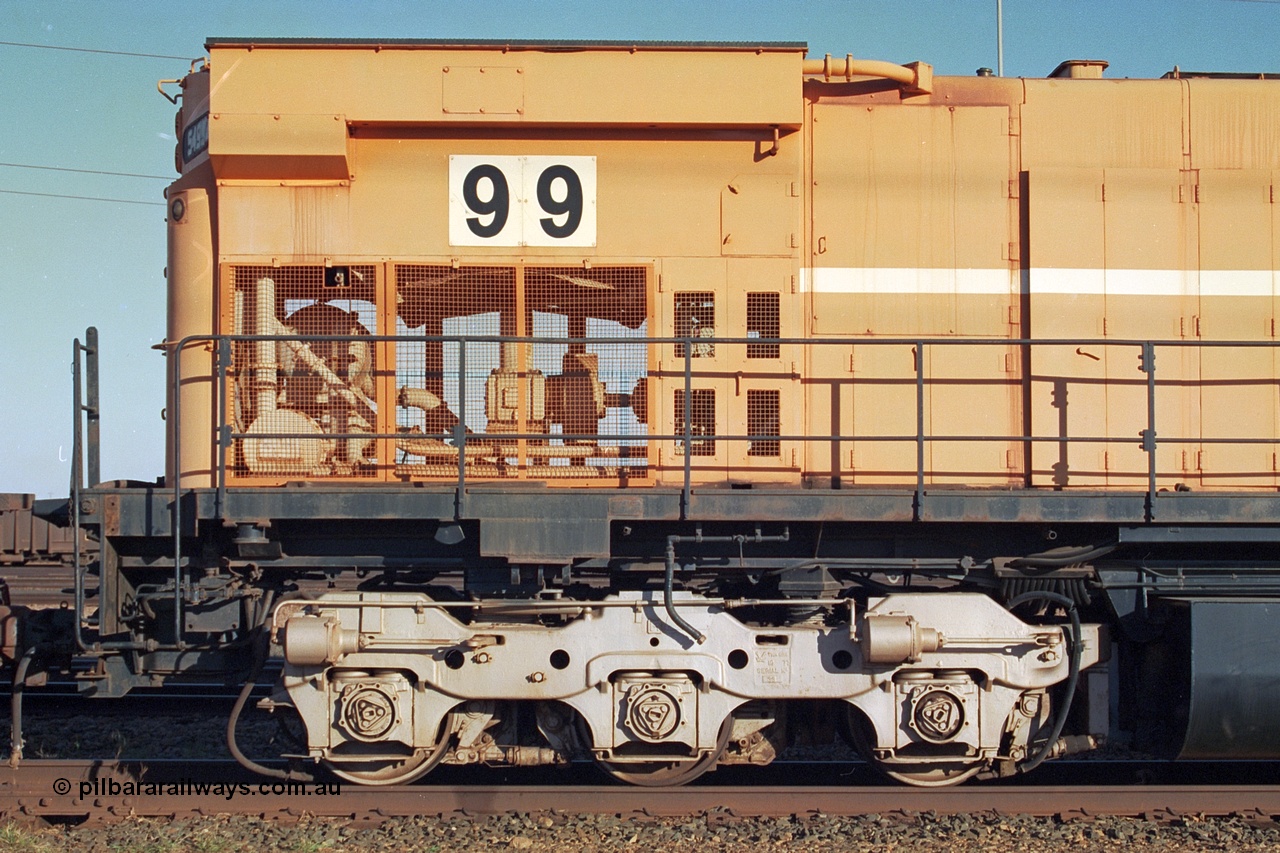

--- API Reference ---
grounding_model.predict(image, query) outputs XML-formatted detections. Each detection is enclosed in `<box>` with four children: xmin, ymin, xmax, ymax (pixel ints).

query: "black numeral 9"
<box><xmin>462</xmin><ymin>164</ymin><xmax>509</xmax><ymax>238</ymax></box>
<box><xmin>462</xmin><ymin>163</ymin><xmax>584</xmax><ymax>240</ymax></box>
<box><xmin>536</xmin><ymin>164</ymin><xmax>583</xmax><ymax>238</ymax></box>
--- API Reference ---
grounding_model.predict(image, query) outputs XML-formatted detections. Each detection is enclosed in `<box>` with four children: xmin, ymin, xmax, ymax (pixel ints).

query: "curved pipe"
<box><xmin>802</xmin><ymin>54</ymin><xmax>931</xmax><ymax>92</ymax></box>
<box><xmin>663</xmin><ymin>527</ymin><xmax>791</xmax><ymax>645</ymax></box>
<box><xmin>664</xmin><ymin>539</ymin><xmax>707</xmax><ymax>645</ymax></box>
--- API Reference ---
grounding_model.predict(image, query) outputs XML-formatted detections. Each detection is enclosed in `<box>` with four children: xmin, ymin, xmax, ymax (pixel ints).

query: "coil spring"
<box><xmin>1000</xmin><ymin>576</ymin><xmax>1091</xmax><ymax>608</ymax></box>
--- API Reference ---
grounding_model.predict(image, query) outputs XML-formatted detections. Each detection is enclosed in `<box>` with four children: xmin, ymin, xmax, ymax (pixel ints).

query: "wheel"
<box><xmin>875</xmin><ymin>762</ymin><xmax>983</xmax><ymax>787</ymax></box>
<box><xmin>322</xmin><ymin>722</ymin><xmax>451</xmax><ymax>786</ymax></box>
<box><xmin>593</xmin><ymin>715</ymin><xmax>732</xmax><ymax>787</ymax></box>
<box><xmin>323</xmin><ymin>743</ymin><xmax>449</xmax><ymax>786</ymax></box>
<box><xmin>843</xmin><ymin>704</ymin><xmax>982</xmax><ymax>788</ymax></box>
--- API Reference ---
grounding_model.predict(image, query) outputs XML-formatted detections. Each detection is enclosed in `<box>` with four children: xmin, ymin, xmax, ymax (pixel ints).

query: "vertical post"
<box><xmin>454</xmin><ymin>338</ymin><xmax>467</xmax><ymax>521</ymax></box>
<box><xmin>216</xmin><ymin>337</ymin><xmax>231</xmax><ymax>522</ymax></box>
<box><xmin>70</xmin><ymin>336</ymin><xmax>86</xmax><ymax>651</ymax></box>
<box><xmin>682</xmin><ymin>337</ymin><xmax>693</xmax><ymax>521</ymax></box>
<box><xmin>216</xmin><ymin>335</ymin><xmax>234</xmax><ymax>522</ymax></box>
<box><xmin>85</xmin><ymin>327</ymin><xmax>100</xmax><ymax>488</ymax></box>
<box><xmin>915</xmin><ymin>342</ymin><xmax>926</xmax><ymax>521</ymax></box>
<box><xmin>996</xmin><ymin>0</ymin><xmax>1005</xmax><ymax>77</ymax></box>
<box><xmin>171</xmin><ymin>338</ymin><xmax>184</xmax><ymax>651</ymax></box>
<box><xmin>514</xmin><ymin>267</ymin><xmax>527</xmax><ymax>478</ymax></box>
<box><xmin>71</xmin><ymin>337</ymin><xmax>83</xmax><ymax>498</ymax></box>
<box><xmin>1140</xmin><ymin>341</ymin><xmax>1157</xmax><ymax>521</ymax></box>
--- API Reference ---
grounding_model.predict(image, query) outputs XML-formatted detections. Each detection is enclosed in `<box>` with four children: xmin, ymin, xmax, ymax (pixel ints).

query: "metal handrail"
<box><xmin>169</xmin><ymin>332</ymin><xmax>1280</xmax><ymax>535</ymax></box>
<box><xmin>55</xmin><ymin>327</ymin><xmax>1277</xmax><ymax>654</ymax></box>
<box><xmin>72</xmin><ymin>328</ymin><xmax>157</xmax><ymax>653</ymax></box>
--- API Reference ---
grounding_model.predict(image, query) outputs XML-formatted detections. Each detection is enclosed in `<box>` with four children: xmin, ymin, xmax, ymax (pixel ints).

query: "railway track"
<box><xmin>1</xmin><ymin>759</ymin><xmax>1279</xmax><ymax>826</ymax></box>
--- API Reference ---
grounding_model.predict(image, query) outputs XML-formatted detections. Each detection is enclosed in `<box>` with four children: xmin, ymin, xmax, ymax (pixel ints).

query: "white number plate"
<box><xmin>448</xmin><ymin>155</ymin><xmax>597</xmax><ymax>247</ymax></box>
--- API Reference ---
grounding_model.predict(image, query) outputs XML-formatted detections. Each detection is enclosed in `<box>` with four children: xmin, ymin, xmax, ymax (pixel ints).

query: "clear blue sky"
<box><xmin>2</xmin><ymin>0</ymin><xmax>1278</xmax><ymax>498</ymax></box>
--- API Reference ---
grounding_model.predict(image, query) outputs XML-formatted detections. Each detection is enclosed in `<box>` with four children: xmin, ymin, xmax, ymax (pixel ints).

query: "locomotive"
<box><xmin>10</xmin><ymin>39</ymin><xmax>1280</xmax><ymax>786</ymax></box>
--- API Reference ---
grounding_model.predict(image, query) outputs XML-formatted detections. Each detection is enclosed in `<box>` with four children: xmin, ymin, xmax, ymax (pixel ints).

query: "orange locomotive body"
<box><xmin>23</xmin><ymin>41</ymin><xmax>1280</xmax><ymax>786</ymax></box>
<box><xmin>166</xmin><ymin>42</ymin><xmax>1280</xmax><ymax>497</ymax></box>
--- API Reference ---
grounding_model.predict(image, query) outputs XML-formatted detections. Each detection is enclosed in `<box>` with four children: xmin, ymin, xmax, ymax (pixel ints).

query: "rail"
<box><xmin>8</xmin><ymin>758</ymin><xmax>1280</xmax><ymax>822</ymax></box>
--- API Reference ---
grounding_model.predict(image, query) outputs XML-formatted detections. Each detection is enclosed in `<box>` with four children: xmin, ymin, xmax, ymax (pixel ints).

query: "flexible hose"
<box><xmin>1007</xmin><ymin>543</ymin><xmax>1116</xmax><ymax>570</ymax></box>
<box><xmin>226</xmin><ymin>593</ymin><xmax>314</xmax><ymax>782</ymax></box>
<box><xmin>1004</xmin><ymin>590</ymin><xmax>1082</xmax><ymax>774</ymax></box>
<box><xmin>8</xmin><ymin>646</ymin><xmax>37</xmax><ymax>767</ymax></box>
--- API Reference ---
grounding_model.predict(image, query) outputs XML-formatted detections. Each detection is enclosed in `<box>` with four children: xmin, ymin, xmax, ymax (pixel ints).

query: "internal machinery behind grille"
<box><xmin>227</xmin><ymin>264</ymin><xmax>651</xmax><ymax>482</ymax></box>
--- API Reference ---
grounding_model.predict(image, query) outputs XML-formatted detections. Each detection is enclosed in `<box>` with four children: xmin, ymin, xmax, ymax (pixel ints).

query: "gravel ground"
<box><xmin>5</xmin><ymin>707</ymin><xmax>862</xmax><ymax>764</ymax></box>
<box><xmin>1</xmin><ymin>811</ymin><xmax>1279</xmax><ymax>852</ymax></box>
<box><xmin>3</xmin><ymin>709</ymin><xmax>285</xmax><ymax>761</ymax></box>
<box><xmin>5</xmin><ymin>706</ymin><xmax>1265</xmax><ymax>852</ymax></box>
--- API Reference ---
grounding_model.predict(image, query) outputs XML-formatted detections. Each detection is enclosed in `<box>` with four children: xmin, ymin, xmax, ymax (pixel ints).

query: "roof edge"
<box><xmin>204</xmin><ymin>37</ymin><xmax>809</xmax><ymax>52</ymax></box>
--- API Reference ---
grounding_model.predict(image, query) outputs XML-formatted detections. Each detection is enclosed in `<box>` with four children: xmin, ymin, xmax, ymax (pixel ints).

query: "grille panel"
<box><xmin>229</xmin><ymin>265</ymin><xmax>380</xmax><ymax>479</ymax></box>
<box><xmin>674</xmin><ymin>292</ymin><xmax>715</xmax><ymax>359</ymax></box>
<box><xmin>747</xmin><ymin>389</ymin><xmax>781</xmax><ymax>457</ymax></box>
<box><xmin>747</xmin><ymin>292</ymin><xmax>781</xmax><ymax>359</ymax></box>
<box><xmin>392</xmin><ymin>264</ymin><xmax>650</xmax><ymax>481</ymax></box>
<box><xmin>220</xmin><ymin>263</ymin><xmax>663</xmax><ymax>484</ymax></box>
<box><xmin>674</xmin><ymin>389</ymin><xmax>716</xmax><ymax>457</ymax></box>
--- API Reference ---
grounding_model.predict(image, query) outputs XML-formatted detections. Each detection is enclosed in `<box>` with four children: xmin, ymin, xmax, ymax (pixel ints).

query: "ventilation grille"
<box><xmin>674</xmin><ymin>292</ymin><xmax>715</xmax><ymax>359</ymax></box>
<box><xmin>674</xmin><ymin>389</ymin><xmax>716</xmax><ymax>457</ymax></box>
<box><xmin>747</xmin><ymin>292</ymin><xmax>781</xmax><ymax>359</ymax></box>
<box><xmin>393</xmin><ymin>264</ymin><xmax>650</xmax><ymax>480</ymax></box>
<box><xmin>747</xmin><ymin>389</ymin><xmax>781</xmax><ymax>457</ymax></box>
<box><xmin>221</xmin><ymin>263</ymin><xmax>655</xmax><ymax>483</ymax></box>
<box><xmin>229</xmin><ymin>265</ymin><xmax>380</xmax><ymax>479</ymax></box>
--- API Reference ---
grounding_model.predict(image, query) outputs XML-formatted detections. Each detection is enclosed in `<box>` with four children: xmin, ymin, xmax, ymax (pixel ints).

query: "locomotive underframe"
<box><xmin>41</xmin><ymin>481</ymin><xmax>1280</xmax><ymax>781</ymax></box>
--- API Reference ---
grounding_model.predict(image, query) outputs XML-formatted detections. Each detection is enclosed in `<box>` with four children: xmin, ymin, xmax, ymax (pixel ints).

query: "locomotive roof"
<box><xmin>205</xmin><ymin>38</ymin><xmax>809</xmax><ymax>52</ymax></box>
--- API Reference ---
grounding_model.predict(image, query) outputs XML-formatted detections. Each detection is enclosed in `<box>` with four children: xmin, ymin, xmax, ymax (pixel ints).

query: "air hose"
<box><xmin>227</xmin><ymin>592</ymin><xmax>314</xmax><ymax>782</ymax></box>
<box><xmin>1004</xmin><ymin>590</ymin><xmax>1082</xmax><ymax>774</ymax></box>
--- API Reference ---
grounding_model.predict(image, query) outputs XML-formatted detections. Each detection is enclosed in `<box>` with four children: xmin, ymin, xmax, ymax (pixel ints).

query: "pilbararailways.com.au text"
<box><xmin>61</xmin><ymin>778</ymin><xmax>342</xmax><ymax>800</ymax></box>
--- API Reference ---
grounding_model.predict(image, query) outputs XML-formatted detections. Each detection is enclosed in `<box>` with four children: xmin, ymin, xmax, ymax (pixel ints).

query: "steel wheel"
<box><xmin>843</xmin><ymin>704</ymin><xmax>982</xmax><ymax>787</ymax></box>
<box><xmin>323</xmin><ymin>722</ymin><xmax>451</xmax><ymax>786</ymax></box>
<box><xmin>875</xmin><ymin>762</ymin><xmax>983</xmax><ymax>787</ymax></box>
<box><xmin>593</xmin><ymin>715</ymin><xmax>732</xmax><ymax>787</ymax></box>
<box><xmin>324</xmin><ymin>742</ymin><xmax>449</xmax><ymax>786</ymax></box>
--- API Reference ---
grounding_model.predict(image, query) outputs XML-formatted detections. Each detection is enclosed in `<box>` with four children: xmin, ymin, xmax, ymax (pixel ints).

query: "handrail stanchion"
<box><xmin>1140</xmin><ymin>341</ymin><xmax>1158</xmax><ymax>521</ymax></box>
<box><xmin>216</xmin><ymin>337</ymin><xmax>231</xmax><ymax>522</ymax></box>
<box><xmin>171</xmin><ymin>339</ymin><xmax>185</xmax><ymax>650</ymax></box>
<box><xmin>915</xmin><ymin>340</ymin><xmax>926</xmax><ymax>521</ymax></box>
<box><xmin>85</xmin><ymin>327</ymin><xmax>100</xmax><ymax>488</ymax></box>
<box><xmin>682</xmin><ymin>336</ymin><xmax>693</xmax><ymax>521</ymax></box>
<box><xmin>71</xmin><ymin>336</ymin><xmax>86</xmax><ymax>651</ymax></box>
<box><xmin>454</xmin><ymin>338</ymin><xmax>467</xmax><ymax>521</ymax></box>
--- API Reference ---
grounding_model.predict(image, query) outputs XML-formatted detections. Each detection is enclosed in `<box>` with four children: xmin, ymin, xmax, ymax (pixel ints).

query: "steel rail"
<box><xmin>3</xmin><ymin>760</ymin><xmax>1280</xmax><ymax>823</ymax></box>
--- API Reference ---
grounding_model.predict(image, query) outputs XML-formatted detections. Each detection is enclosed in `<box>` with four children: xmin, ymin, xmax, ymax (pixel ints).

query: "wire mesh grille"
<box><xmin>675</xmin><ymin>389</ymin><xmax>716</xmax><ymax>457</ymax></box>
<box><xmin>747</xmin><ymin>389</ymin><xmax>781</xmax><ymax>457</ymax></box>
<box><xmin>747</xmin><ymin>292</ymin><xmax>781</xmax><ymax>359</ymax></box>
<box><xmin>674</xmin><ymin>292</ymin><xmax>715</xmax><ymax>359</ymax></box>
<box><xmin>523</xmin><ymin>267</ymin><xmax>649</xmax><ymax>478</ymax></box>
<box><xmin>393</xmin><ymin>265</ymin><xmax>514</xmax><ymax>478</ymax></box>
<box><xmin>393</xmin><ymin>264</ymin><xmax>649</xmax><ymax>480</ymax></box>
<box><xmin>228</xmin><ymin>265</ymin><xmax>380</xmax><ymax>479</ymax></box>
